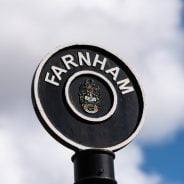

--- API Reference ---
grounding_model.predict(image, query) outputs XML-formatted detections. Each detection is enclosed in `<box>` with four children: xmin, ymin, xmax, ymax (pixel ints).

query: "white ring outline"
<box><xmin>33</xmin><ymin>44</ymin><xmax>145</xmax><ymax>151</ymax></box>
<box><xmin>65</xmin><ymin>70</ymin><xmax>118</xmax><ymax>122</ymax></box>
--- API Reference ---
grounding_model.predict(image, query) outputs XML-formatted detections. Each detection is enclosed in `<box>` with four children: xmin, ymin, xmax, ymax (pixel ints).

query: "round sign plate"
<box><xmin>32</xmin><ymin>45</ymin><xmax>144</xmax><ymax>151</ymax></box>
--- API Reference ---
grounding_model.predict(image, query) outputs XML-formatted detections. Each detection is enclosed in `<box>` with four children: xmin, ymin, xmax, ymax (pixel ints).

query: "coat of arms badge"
<box><xmin>79</xmin><ymin>79</ymin><xmax>101</xmax><ymax>114</ymax></box>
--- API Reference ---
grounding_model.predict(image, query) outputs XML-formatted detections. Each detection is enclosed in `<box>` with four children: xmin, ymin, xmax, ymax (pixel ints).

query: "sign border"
<box><xmin>32</xmin><ymin>44</ymin><xmax>145</xmax><ymax>151</ymax></box>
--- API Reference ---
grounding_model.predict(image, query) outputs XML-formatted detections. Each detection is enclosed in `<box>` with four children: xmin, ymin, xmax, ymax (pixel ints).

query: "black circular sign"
<box><xmin>32</xmin><ymin>45</ymin><xmax>144</xmax><ymax>151</ymax></box>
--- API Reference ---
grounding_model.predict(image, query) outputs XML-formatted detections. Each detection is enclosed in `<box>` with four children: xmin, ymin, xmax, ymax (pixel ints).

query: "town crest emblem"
<box><xmin>79</xmin><ymin>79</ymin><xmax>101</xmax><ymax>114</ymax></box>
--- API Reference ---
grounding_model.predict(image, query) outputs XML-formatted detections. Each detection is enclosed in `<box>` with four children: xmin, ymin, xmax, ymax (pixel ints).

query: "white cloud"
<box><xmin>1</xmin><ymin>0</ymin><xmax>183</xmax><ymax>142</ymax></box>
<box><xmin>0</xmin><ymin>114</ymin><xmax>74</xmax><ymax>184</ymax></box>
<box><xmin>139</xmin><ymin>50</ymin><xmax>184</xmax><ymax>143</ymax></box>
<box><xmin>0</xmin><ymin>0</ymin><xmax>183</xmax><ymax>184</ymax></box>
<box><xmin>0</xmin><ymin>130</ymin><xmax>25</xmax><ymax>184</ymax></box>
<box><xmin>116</xmin><ymin>145</ymin><xmax>162</xmax><ymax>184</ymax></box>
<box><xmin>0</xmin><ymin>113</ymin><xmax>163</xmax><ymax>184</ymax></box>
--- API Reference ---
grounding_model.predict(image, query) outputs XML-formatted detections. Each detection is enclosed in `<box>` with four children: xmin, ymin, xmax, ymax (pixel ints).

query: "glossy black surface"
<box><xmin>32</xmin><ymin>45</ymin><xmax>144</xmax><ymax>151</ymax></box>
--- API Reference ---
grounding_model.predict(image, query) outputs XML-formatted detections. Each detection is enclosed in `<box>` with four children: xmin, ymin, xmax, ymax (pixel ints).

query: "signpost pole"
<box><xmin>72</xmin><ymin>149</ymin><xmax>117</xmax><ymax>184</ymax></box>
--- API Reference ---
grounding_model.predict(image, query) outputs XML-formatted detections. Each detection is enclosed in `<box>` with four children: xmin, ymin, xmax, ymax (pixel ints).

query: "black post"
<box><xmin>72</xmin><ymin>149</ymin><xmax>117</xmax><ymax>184</ymax></box>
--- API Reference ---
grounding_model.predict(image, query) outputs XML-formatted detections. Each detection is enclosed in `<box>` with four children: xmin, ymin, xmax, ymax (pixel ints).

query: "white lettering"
<box><xmin>117</xmin><ymin>78</ymin><xmax>134</xmax><ymax>94</ymax></box>
<box><xmin>92</xmin><ymin>54</ymin><xmax>107</xmax><ymax>70</ymax></box>
<box><xmin>78</xmin><ymin>52</ymin><xmax>91</xmax><ymax>66</ymax></box>
<box><xmin>45</xmin><ymin>72</ymin><xmax>59</xmax><ymax>86</ymax></box>
<box><xmin>62</xmin><ymin>54</ymin><xmax>78</xmax><ymax>70</ymax></box>
<box><xmin>105</xmin><ymin>67</ymin><xmax>120</xmax><ymax>81</ymax></box>
<box><xmin>51</xmin><ymin>66</ymin><xmax>67</xmax><ymax>81</ymax></box>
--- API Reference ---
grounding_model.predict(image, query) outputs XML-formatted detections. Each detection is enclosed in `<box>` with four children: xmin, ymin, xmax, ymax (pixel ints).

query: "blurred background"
<box><xmin>0</xmin><ymin>0</ymin><xmax>184</xmax><ymax>184</ymax></box>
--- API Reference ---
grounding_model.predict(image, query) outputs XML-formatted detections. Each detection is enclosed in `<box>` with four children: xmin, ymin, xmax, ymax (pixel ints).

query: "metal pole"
<box><xmin>72</xmin><ymin>149</ymin><xmax>117</xmax><ymax>184</ymax></box>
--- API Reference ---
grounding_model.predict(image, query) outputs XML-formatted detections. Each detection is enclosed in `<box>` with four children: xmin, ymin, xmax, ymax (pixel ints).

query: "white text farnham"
<box><xmin>44</xmin><ymin>52</ymin><xmax>135</xmax><ymax>95</ymax></box>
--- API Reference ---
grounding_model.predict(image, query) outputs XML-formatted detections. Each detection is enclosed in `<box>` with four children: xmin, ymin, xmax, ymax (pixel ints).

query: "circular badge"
<box><xmin>32</xmin><ymin>45</ymin><xmax>144</xmax><ymax>151</ymax></box>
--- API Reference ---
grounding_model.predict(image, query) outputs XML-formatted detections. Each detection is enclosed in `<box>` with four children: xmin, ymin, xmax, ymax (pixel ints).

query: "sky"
<box><xmin>0</xmin><ymin>0</ymin><xmax>184</xmax><ymax>184</ymax></box>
